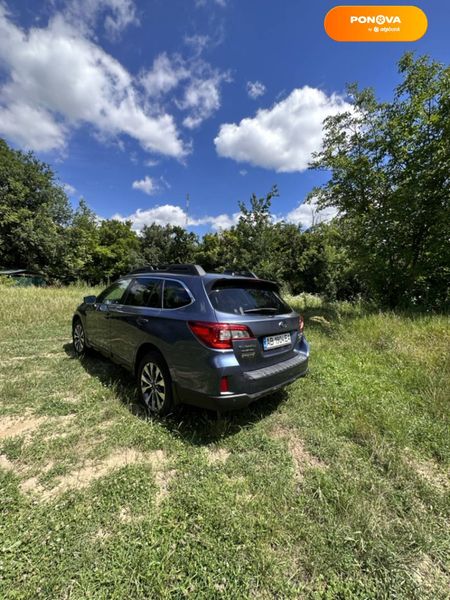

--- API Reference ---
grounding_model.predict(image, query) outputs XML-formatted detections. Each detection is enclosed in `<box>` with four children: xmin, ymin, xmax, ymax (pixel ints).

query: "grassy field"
<box><xmin>0</xmin><ymin>285</ymin><xmax>449</xmax><ymax>599</ymax></box>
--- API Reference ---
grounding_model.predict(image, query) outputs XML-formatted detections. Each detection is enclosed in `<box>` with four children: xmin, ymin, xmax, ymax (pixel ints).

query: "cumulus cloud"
<box><xmin>204</xmin><ymin>212</ymin><xmax>241</xmax><ymax>230</ymax></box>
<box><xmin>141</xmin><ymin>52</ymin><xmax>231</xmax><ymax>129</ymax></box>
<box><xmin>215</xmin><ymin>86</ymin><xmax>352</xmax><ymax>172</ymax></box>
<box><xmin>0</xmin><ymin>102</ymin><xmax>66</xmax><ymax>152</ymax></box>
<box><xmin>113</xmin><ymin>204</ymin><xmax>240</xmax><ymax>231</ymax></box>
<box><xmin>110</xmin><ymin>196</ymin><xmax>338</xmax><ymax>233</ymax></box>
<box><xmin>112</xmin><ymin>197</ymin><xmax>339</xmax><ymax>232</ymax></box>
<box><xmin>286</xmin><ymin>197</ymin><xmax>338</xmax><ymax>228</ymax></box>
<box><xmin>246</xmin><ymin>81</ymin><xmax>266</xmax><ymax>99</ymax></box>
<box><xmin>132</xmin><ymin>176</ymin><xmax>159</xmax><ymax>195</ymax></box>
<box><xmin>113</xmin><ymin>205</ymin><xmax>188</xmax><ymax>229</ymax></box>
<box><xmin>0</xmin><ymin>6</ymin><xmax>185</xmax><ymax>156</ymax></box>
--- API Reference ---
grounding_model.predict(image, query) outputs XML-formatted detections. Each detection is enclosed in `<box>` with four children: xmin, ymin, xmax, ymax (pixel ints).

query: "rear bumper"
<box><xmin>175</xmin><ymin>349</ymin><xmax>309</xmax><ymax>412</ymax></box>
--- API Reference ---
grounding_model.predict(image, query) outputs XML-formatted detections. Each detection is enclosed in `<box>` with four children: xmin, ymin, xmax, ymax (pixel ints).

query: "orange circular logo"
<box><xmin>324</xmin><ymin>5</ymin><xmax>428</xmax><ymax>42</ymax></box>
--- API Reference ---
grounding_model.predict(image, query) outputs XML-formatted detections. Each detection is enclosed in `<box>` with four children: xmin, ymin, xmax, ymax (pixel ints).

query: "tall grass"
<box><xmin>0</xmin><ymin>285</ymin><xmax>449</xmax><ymax>599</ymax></box>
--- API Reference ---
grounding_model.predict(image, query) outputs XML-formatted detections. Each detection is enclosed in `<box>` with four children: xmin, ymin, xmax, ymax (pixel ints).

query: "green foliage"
<box><xmin>140</xmin><ymin>224</ymin><xmax>198</xmax><ymax>266</ymax></box>
<box><xmin>93</xmin><ymin>219</ymin><xmax>141</xmax><ymax>282</ymax></box>
<box><xmin>310</xmin><ymin>53</ymin><xmax>450</xmax><ymax>309</ymax></box>
<box><xmin>64</xmin><ymin>199</ymin><xmax>100</xmax><ymax>282</ymax></box>
<box><xmin>0</xmin><ymin>139</ymin><xmax>72</xmax><ymax>279</ymax></box>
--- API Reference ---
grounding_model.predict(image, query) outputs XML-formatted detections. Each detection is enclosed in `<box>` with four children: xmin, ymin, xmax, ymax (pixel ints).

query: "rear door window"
<box><xmin>208</xmin><ymin>283</ymin><xmax>291</xmax><ymax>315</ymax></box>
<box><xmin>163</xmin><ymin>280</ymin><xmax>192</xmax><ymax>309</ymax></box>
<box><xmin>124</xmin><ymin>278</ymin><xmax>162</xmax><ymax>308</ymax></box>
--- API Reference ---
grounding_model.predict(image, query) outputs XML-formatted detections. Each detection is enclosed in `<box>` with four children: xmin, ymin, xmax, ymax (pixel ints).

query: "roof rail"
<box><xmin>222</xmin><ymin>268</ymin><xmax>259</xmax><ymax>279</ymax></box>
<box><xmin>129</xmin><ymin>264</ymin><xmax>206</xmax><ymax>276</ymax></box>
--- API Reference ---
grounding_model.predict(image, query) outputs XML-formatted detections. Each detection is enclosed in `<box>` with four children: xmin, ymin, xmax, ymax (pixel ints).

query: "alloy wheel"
<box><xmin>73</xmin><ymin>322</ymin><xmax>85</xmax><ymax>354</ymax></box>
<box><xmin>140</xmin><ymin>361</ymin><xmax>166</xmax><ymax>412</ymax></box>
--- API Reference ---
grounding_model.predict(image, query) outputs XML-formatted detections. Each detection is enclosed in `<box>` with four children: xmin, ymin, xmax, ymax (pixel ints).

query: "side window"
<box><xmin>163</xmin><ymin>280</ymin><xmax>192</xmax><ymax>309</ymax></box>
<box><xmin>124</xmin><ymin>278</ymin><xmax>162</xmax><ymax>308</ymax></box>
<box><xmin>97</xmin><ymin>280</ymin><xmax>130</xmax><ymax>305</ymax></box>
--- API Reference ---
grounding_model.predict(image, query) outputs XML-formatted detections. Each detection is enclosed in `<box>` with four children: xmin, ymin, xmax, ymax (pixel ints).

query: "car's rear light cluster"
<box><xmin>298</xmin><ymin>315</ymin><xmax>304</xmax><ymax>335</ymax></box>
<box><xmin>188</xmin><ymin>321</ymin><xmax>254</xmax><ymax>350</ymax></box>
<box><xmin>219</xmin><ymin>376</ymin><xmax>229</xmax><ymax>393</ymax></box>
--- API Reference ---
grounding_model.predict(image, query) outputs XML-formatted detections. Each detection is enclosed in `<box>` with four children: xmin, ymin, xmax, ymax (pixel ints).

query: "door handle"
<box><xmin>137</xmin><ymin>317</ymin><xmax>149</xmax><ymax>326</ymax></box>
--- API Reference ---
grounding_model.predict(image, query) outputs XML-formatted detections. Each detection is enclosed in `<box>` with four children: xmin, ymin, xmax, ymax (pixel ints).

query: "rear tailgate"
<box><xmin>205</xmin><ymin>277</ymin><xmax>301</xmax><ymax>370</ymax></box>
<box><xmin>231</xmin><ymin>312</ymin><xmax>300</xmax><ymax>369</ymax></box>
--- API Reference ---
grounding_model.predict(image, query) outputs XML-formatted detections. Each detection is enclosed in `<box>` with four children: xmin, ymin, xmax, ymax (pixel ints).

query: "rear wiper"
<box><xmin>243</xmin><ymin>307</ymin><xmax>278</xmax><ymax>314</ymax></box>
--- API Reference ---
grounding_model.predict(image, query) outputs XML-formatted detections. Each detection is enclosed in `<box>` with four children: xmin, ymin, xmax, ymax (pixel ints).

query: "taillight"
<box><xmin>298</xmin><ymin>315</ymin><xmax>304</xmax><ymax>335</ymax></box>
<box><xmin>188</xmin><ymin>321</ymin><xmax>254</xmax><ymax>349</ymax></box>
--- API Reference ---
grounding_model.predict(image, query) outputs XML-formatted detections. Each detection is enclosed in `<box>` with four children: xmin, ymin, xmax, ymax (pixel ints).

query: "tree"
<box><xmin>0</xmin><ymin>138</ymin><xmax>72</xmax><ymax>278</ymax></box>
<box><xmin>64</xmin><ymin>199</ymin><xmax>100</xmax><ymax>282</ymax></box>
<box><xmin>90</xmin><ymin>220</ymin><xmax>141</xmax><ymax>282</ymax></box>
<box><xmin>310</xmin><ymin>53</ymin><xmax>450</xmax><ymax>308</ymax></box>
<box><xmin>140</xmin><ymin>224</ymin><xmax>198</xmax><ymax>265</ymax></box>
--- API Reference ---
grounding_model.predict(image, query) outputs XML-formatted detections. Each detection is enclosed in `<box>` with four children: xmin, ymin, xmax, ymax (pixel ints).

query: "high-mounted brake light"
<box><xmin>298</xmin><ymin>315</ymin><xmax>304</xmax><ymax>335</ymax></box>
<box><xmin>188</xmin><ymin>321</ymin><xmax>254</xmax><ymax>350</ymax></box>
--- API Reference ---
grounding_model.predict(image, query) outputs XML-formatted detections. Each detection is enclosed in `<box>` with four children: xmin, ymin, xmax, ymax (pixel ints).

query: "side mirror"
<box><xmin>83</xmin><ymin>295</ymin><xmax>97</xmax><ymax>304</ymax></box>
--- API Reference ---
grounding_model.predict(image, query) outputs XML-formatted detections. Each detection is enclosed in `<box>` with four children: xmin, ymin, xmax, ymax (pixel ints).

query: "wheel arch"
<box><xmin>134</xmin><ymin>343</ymin><xmax>169</xmax><ymax>377</ymax></box>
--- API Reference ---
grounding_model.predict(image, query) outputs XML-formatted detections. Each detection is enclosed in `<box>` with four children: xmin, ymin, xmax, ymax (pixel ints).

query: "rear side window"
<box><xmin>208</xmin><ymin>283</ymin><xmax>291</xmax><ymax>315</ymax></box>
<box><xmin>163</xmin><ymin>280</ymin><xmax>192</xmax><ymax>309</ymax></box>
<box><xmin>124</xmin><ymin>278</ymin><xmax>162</xmax><ymax>308</ymax></box>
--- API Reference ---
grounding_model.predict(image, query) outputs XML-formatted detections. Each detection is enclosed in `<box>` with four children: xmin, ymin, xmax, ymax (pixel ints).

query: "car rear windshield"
<box><xmin>208</xmin><ymin>282</ymin><xmax>291</xmax><ymax>315</ymax></box>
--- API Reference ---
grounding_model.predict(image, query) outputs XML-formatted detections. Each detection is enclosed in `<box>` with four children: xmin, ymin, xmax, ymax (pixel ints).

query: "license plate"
<box><xmin>263</xmin><ymin>332</ymin><xmax>291</xmax><ymax>350</ymax></box>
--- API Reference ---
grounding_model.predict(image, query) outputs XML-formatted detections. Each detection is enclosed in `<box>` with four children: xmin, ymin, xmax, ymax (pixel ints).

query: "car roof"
<box><xmin>123</xmin><ymin>270</ymin><xmax>278</xmax><ymax>290</ymax></box>
<box><xmin>122</xmin><ymin>264</ymin><xmax>278</xmax><ymax>289</ymax></box>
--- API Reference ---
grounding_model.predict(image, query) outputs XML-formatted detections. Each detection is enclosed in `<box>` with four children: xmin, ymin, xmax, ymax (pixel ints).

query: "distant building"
<box><xmin>0</xmin><ymin>269</ymin><xmax>47</xmax><ymax>287</ymax></box>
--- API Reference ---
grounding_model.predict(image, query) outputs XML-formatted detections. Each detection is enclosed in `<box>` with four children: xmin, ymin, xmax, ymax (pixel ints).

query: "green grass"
<box><xmin>0</xmin><ymin>285</ymin><xmax>449</xmax><ymax>599</ymax></box>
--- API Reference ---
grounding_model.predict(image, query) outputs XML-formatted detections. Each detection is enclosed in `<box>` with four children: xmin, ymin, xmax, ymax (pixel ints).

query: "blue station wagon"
<box><xmin>72</xmin><ymin>264</ymin><xmax>309</xmax><ymax>415</ymax></box>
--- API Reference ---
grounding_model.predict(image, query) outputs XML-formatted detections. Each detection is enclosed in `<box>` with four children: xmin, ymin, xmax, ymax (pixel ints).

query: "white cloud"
<box><xmin>113</xmin><ymin>204</ymin><xmax>240</xmax><ymax>232</ymax></box>
<box><xmin>111</xmin><ymin>197</ymin><xmax>337</xmax><ymax>234</ymax></box>
<box><xmin>63</xmin><ymin>182</ymin><xmax>76</xmax><ymax>195</ymax></box>
<box><xmin>246</xmin><ymin>81</ymin><xmax>266</xmax><ymax>99</ymax></box>
<box><xmin>140</xmin><ymin>52</ymin><xmax>231</xmax><ymax>129</ymax></box>
<box><xmin>132</xmin><ymin>176</ymin><xmax>159</xmax><ymax>195</ymax></box>
<box><xmin>183</xmin><ymin>33</ymin><xmax>210</xmax><ymax>55</ymax></box>
<box><xmin>63</xmin><ymin>0</ymin><xmax>138</xmax><ymax>38</ymax></box>
<box><xmin>180</xmin><ymin>74</ymin><xmax>228</xmax><ymax>129</ymax></box>
<box><xmin>0</xmin><ymin>102</ymin><xmax>66</xmax><ymax>151</ymax></box>
<box><xmin>203</xmin><ymin>212</ymin><xmax>241</xmax><ymax>230</ymax></box>
<box><xmin>113</xmin><ymin>205</ymin><xmax>188</xmax><ymax>229</ymax></box>
<box><xmin>239</xmin><ymin>169</ymin><xmax>247</xmax><ymax>176</ymax></box>
<box><xmin>0</xmin><ymin>7</ymin><xmax>186</xmax><ymax>157</ymax></box>
<box><xmin>145</xmin><ymin>158</ymin><xmax>160</xmax><ymax>167</ymax></box>
<box><xmin>215</xmin><ymin>86</ymin><xmax>352</xmax><ymax>172</ymax></box>
<box><xmin>140</xmin><ymin>53</ymin><xmax>189</xmax><ymax>97</ymax></box>
<box><xmin>286</xmin><ymin>197</ymin><xmax>338</xmax><ymax>228</ymax></box>
<box><xmin>195</xmin><ymin>0</ymin><xmax>227</xmax><ymax>7</ymax></box>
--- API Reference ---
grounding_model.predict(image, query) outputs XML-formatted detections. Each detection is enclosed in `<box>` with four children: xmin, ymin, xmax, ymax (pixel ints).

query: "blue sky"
<box><xmin>0</xmin><ymin>0</ymin><xmax>448</xmax><ymax>233</ymax></box>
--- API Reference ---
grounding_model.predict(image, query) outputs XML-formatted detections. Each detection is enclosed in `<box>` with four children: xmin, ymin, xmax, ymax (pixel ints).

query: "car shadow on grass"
<box><xmin>63</xmin><ymin>343</ymin><xmax>286</xmax><ymax>444</ymax></box>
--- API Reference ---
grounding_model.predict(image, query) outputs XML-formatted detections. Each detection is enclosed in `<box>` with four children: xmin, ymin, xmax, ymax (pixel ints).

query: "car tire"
<box><xmin>72</xmin><ymin>318</ymin><xmax>89</xmax><ymax>356</ymax></box>
<box><xmin>138</xmin><ymin>351</ymin><xmax>173</xmax><ymax>417</ymax></box>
